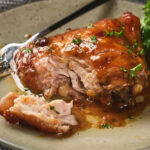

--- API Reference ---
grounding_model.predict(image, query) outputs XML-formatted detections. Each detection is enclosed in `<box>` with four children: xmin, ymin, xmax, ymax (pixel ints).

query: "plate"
<box><xmin>0</xmin><ymin>0</ymin><xmax>150</xmax><ymax>150</ymax></box>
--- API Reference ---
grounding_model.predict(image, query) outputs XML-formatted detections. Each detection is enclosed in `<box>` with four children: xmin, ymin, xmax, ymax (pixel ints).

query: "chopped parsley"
<box><xmin>126</xmin><ymin>45</ymin><xmax>129</xmax><ymax>48</ymax></box>
<box><xmin>119</xmin><ymin>21</ymin><xmax>125</xmax><ymax>26</ymax></box>
<box><xmin>104</xmin><ymin>28</ymin><xmax>124</xmax><ymax>37</ymax></box>
<box><xmin>139</xmin><ymin>49</ymin><xmax>144</xmax><ymax>56</ymax></box>
<box><xmin>133</xmin><ymin>41</ymin><xmax>140</xmax><ymax>48</ymax></box>
<box><xmin>90</xmin><ymin>35</ymin><xmax>97</xmax><ymax>44</ymax></box>
<box><xmin>47</xmin><ymin>46</ymin><xmax>51</xmax><ymax>52</ymax></box>
<box><xmin>115</xmin><ymin>30</ymin><xmax>124</xmax><ymax>37</ymax></box>
<box><xmin>105</xmin><ymin>30</ymin><xmax>110</xmax><ymax>36</ymax></box>
<box><xmin>50</xmin><ymin>106</ymin><xmax>60</xmax><ymax>114</ymax></box>
<box><xmin>23</xmin><ymin>48</ymin><xmax>32</xmax><ymax>54</ymax></box>
<box><xmin>127</xmin><ymin>49</ymin><xmax>132</xmax><ymax>53</ymax></box>
<box><xmin>72</xmin><ymin>36</ymin><xmax>82</xmax><ymax>45</ymax></box>
<box><xmin>129</xmin><ymin>63</ymin><xmax>142</xmax><ymax>79</ymax></box>
<box><xmin>100</xmin><ymin>124</ymin><xmax>113</xmax><ymax>129</ymax></box>
<box><xmin>120</xmin><ymin>67</ymin><xmax>128</xmax><ymax>72</ymax></box>
<box><xmin>24</xmin><ymin>88</ymin><xmax>30</xmax><ymax>91</ymax></box>
<box><xmin>127</xmin><ymin>115</ymin><xmax>134</xmax><ymax>119</ymax></box>
<box><xmin>87</xmin><ymin>24</ymin><xmax>94</xmax><ymax>29</ymax></box>
<box><xmin>50</xmin><ymin>106</ymin><xmax>55</xmax><ymax>110</ymax></box>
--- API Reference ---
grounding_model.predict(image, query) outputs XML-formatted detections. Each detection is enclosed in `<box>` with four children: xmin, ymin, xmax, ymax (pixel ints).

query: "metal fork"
<box><xmin>0</xmin><ymin>0</ymin><xmax>109</xmax><ymax>78</ymax></box>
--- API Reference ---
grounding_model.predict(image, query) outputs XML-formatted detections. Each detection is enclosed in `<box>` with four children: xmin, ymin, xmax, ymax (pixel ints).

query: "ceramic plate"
<box><xmin>0</xmin><ymin>0</ymin><xmax>150</xmax><ymax>150</ymax></box>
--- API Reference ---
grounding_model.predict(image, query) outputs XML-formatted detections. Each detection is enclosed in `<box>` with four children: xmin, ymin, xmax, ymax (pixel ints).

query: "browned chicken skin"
<box><xmin>14</xmin><ymin>12</ymin><xmax>148</xmax><ymax>108</ymax></box>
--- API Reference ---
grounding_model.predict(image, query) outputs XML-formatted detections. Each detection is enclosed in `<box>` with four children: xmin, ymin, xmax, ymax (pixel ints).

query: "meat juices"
<box><xmin>14</xmin><ymin>12</ymin><xmax>148</xmax><ymax>108</ymax></box>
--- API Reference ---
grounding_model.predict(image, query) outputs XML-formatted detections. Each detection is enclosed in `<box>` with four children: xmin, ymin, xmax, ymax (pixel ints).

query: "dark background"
<box><xmin>0</xmin><ymin>0</ymin><xmax>147</xmax><ymax>13</ymax></box>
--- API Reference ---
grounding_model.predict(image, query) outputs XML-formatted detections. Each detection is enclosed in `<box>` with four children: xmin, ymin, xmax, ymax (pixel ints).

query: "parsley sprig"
<box><xmin>127</xmin><ymin>115</ymin><xmax>134</xmax><ymax>119</ymax></box>
<box><xmin>100</xmin><ymin>124</ymin><xmax>113</xmax><ymax>129</ymax></box>
<box><xmin>105</xmin><ymin>28</ymin><xmax>124</xmax><ymax>38</ymax></box>
<box><xmin>47</xmin><ymin>46</ymin><xmax>52</xmax><ymax>52</ymax></box>
<box><xmin>23</xmin><ymin>48</ymin><xmax>32</xmax><ymax>54</ymax></box>
<box><xmin>141</xmin><ymin>1</ymin><xmax>150</xmax><ymax>64</ymax></box>
<box><xmin>87</xmin><ymin>24</ymin><xmax>94</xmax><ymax>29</ymax></box>
<box><xmin>90</xmin><ymin>35</ymin><xmax>97</xmax><ymax>44</ymax></box>
<box><xmin>24</xmin><ymin>88</ymin><xmax>30</xmax><ymax>91</ymax></box>
<box><xmin>120</xmin><ymin>67</ymin><xmax>128</xmax><ymax>73</ymax></box>
<box><xmin>139</xmin><ymin>49</ymin><xmax>144</xmax><ymax>56</ymax></box>
<box><xmin>129</xmin><ymin>64</ymin><xmax>142</xmax><ymax>79</ymax></box>
<box><xmin>72</xmin><ymin>36</ymin><xmax>82</xmax><ymax>45</ymax></box>
<box><xmin>50</xmin><ymin>106</ymin><xmax>60</xmax><ymax>114</ymax></box>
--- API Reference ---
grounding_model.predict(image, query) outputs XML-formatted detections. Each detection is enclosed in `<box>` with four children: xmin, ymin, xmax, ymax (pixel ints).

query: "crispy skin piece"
<box><xmin>0</xmin><ymin>93</ymin><xmax>77</xmax><ymax>133</ymax></box>
<box><xmin>14</xmin><ymin>12</ymin><xmax>148</xmax><ymax>107</ymax></box>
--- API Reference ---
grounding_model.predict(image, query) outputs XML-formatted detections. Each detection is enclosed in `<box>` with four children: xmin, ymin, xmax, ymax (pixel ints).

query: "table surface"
<box><xmin>0</xmin><ymin>0</ymin><xmax>147</xmax><ymax>150</ymax></box>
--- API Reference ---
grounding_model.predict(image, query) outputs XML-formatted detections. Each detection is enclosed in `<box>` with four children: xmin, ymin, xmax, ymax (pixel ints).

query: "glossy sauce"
<box><xmin>69</xmin><ymin>83</ymin><xmax>150</xmax><ymax>136</ymax></box>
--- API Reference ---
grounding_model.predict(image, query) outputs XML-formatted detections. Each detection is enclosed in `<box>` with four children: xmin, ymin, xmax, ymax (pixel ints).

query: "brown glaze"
<box><xmin>14</xmin><ymin>12</ymin><xmax>148</xmax><ymax>107</ymax></box>
<box><xmin>70</xmin><ymin>83</ymin><xmax>150</xmax><ymax>135</ymax></box>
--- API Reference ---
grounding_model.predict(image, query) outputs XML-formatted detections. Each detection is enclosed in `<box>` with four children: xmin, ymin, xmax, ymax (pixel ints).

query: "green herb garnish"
<box><xmin>24</xmin><ymin>88</ymin><xmax>30</xmax><ymax>91</ymax></box>
<box><xmin>72</xmin><ymin>36</ymin><xmax>82</xmax><ymax>45</ymax></box>
<box><xmin>127</xmin><ymin>115</ymin><xmax>134</xmax><ymax>119</ymax></box>
<box><xmin>133</xmin><ymin>41</ymin><xmax>140</xmax><ymax>48</ymax></box>
<box><xmin>141</xmin><ymin>1</ymin><xmax>150</xmax><ymax>65</ymax></box>
<box><xmin>110</xmin><ymin>31</ymin><xmax>115</xmax><ymax>36</ymax></box>
<box><xmin>115</xmin><ymin>30</ymin><xmax>124</xmax><ymax>37</ymax></box>
<box><xmin>139</xmin><ymin>49</ymin><xmax>144</xmax><ymax>56</ymax></box>
<box><xmin>50</xmin><ymin>106</ymin><xmax>60</xmax><ymax>114</ymax></box>
<box><xmin>50</xmin><ymin>106</ymin><xmax>55</xmax><ymax>110</ymax></box>
<box><xmin>105</xmin><ymin>30</ymin><xmax>110</xmax><ymax>36</ymax></box>
<box><xmin>47</xmin><ymin>46</ymin><xmax>52</xmax><ymax>52</ymax></box>
<box><xmin>87</xmin><ymin>24</ymin><xmax>94</xmax><ymax>29</ymax></box>
<box><xmin>120</xmin><ymin>22</ymin><xmax>125</xmax><ymax>26</ymax></box>
<box><xmin>90</xmin><ymin>35</ymin><xmax>97</xmax><ymax>44</ymax></box>
<box><xmin>23</xmin><ymin>48</ymin><xmax>32</xmax><ymax>54</ymax></box>
<box><xmin>100</xmin><ymin>124</ymin><xmax>113</xmax><ymax>129</ymax></box>
<box><xmin>127</xmin><ymin>49</ymin><xmax>132</xmax><ymax>53</ymax></box>
<box><xmin>104</xmin><ymin>28</ymin><xmax>124</xmax><ymax>37</ymax></box>
<box><xmin>120</xmin><ymin>67</ymin><xmax>128</xmax><ymax>72</ymax></box>
<box><xmin>129</xmin><ymin>63</ymin><xmax>142</xmax><ymax>79</ymax></box>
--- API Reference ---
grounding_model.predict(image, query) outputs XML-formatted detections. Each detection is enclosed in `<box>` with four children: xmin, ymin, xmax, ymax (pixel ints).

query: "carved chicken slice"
<box><xmin>0</xmin><ymin>93</ymin><xmax>77</xmax><ymax>133</ymax></box>
<box><xmin>14</xmin><ymin>12</ymin><xmax>148</xmax><ymax>108</ymax></box>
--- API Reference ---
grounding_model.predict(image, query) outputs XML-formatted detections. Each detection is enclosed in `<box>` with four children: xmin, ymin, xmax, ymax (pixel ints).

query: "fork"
<box><xmin>0</xmin><ymin>0</ymin><xmax>109</xmax><ymax>78</ymax></box>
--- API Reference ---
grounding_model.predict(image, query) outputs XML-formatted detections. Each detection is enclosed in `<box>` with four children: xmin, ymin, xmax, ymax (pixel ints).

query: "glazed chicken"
<box><xmin>0</xmin><ymin>93</ymin><xmax>77</xmax><ymax>133</ymax></box>
<box><xmin>14</xmin><ymin>12</ymin><xmax>148</xmax><ymax>108</ymax></box>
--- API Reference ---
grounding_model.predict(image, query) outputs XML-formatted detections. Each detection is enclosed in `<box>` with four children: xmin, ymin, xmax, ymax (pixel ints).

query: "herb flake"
<box><xmin>24</xmin><ymin>88</ymin><xmax>30</xmax><ymax>91</ymax></box>
<box><xmin>120</xmin><ymin>67</ymin><xmax>128</xmax><ymax>72</ymax></box>
<box><xmin>133</xmin><ymin>41</ymin><xmax>140</xmax><ymax>48</ymax></box>
<box><xmin>47</xmin><ymin>46</ymin><xmax>52</xmax><ymax>52</ymax></box>
<box><xmin>23</xmin><ymin>48</ymin><xmax>32</xmax><ymax>54</ymax></box>
<box><xmin>139</xmin><ymin>49</ymin><xmax>144</xmax><ymax>56</ymax></box>
<box><xmin>127</xmin><ymin>49</ymin><xmax>132</xmax><ymax>53</ymax></box>
<box><xmin>104</xmin><ymin>29</ymin><xmax>124</xmax><ymax>37</ymax></box>
<box><xmin>115</xmin><ymin>30</ymin><xmax>124</xmax><ymax>37</ymax></box>
<box><xmin>50</xmin><ymin>106</ymin><xmax>55</xmax><ymax>110</ymax></box>
<box><xmin>87</xmin><ymin>24</ymin><xmax>94</xmax><ymax>29</ymax></box>
<box><xmin>50</xmin><ymin>106</ymin><xmax>60</xmax><ymax>114</ymax></box>
<box><xmin>129</xmin><ymin>64</ymin><xmax>142</xmax><ymax>79</ymax></box>
<box><xmin>72</xmin><ymin>36</ymin><xmax>82</xmax><ymax>45</ymax></box>
<box><xmin>128</xmin><ymin>115</ymin><xmax>134</xmax><ymax>119</ymax></box>
<box><xmin>100</xmin><ymin>124</ymin><xmax>113</xmax><ymax>129</ymax></box>
<box><xmin>90</xmin><ymin>35</ymin><xmax>97</xmax><ymax>44</ymax></box>
<box><xmin>105</xmin><ymin>30</ymin><xmax>110</xmax><ymax>36</ymax></box>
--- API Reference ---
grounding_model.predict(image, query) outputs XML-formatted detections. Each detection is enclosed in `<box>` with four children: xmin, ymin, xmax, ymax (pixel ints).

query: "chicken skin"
<box><xmin>14</xmin><ymin>12</ymin><xmax>148</xmax><ymax>108</ymax></box>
